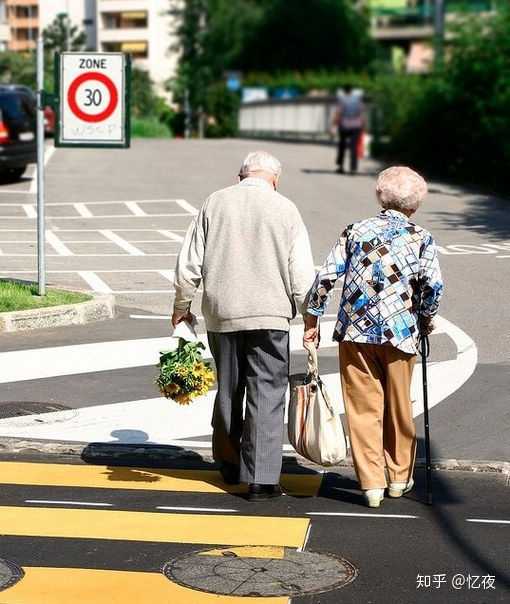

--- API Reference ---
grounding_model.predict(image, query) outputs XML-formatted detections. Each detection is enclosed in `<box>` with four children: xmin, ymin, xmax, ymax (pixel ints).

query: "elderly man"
<box><xmin>304</xmin><ymin>166</ymin><xmax>443</xmax><ymax>508</ymax></box>
<box><xmin>172</xmin><ymin>151</ymin><xmax>315</xmax><ymax>501</ymax></box>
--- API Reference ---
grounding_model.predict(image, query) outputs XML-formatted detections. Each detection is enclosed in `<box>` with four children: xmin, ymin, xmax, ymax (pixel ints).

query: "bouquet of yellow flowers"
<box><xmin>156</xmin><ymin>338</ymin><xmax>215</xmax><ymax>405</ymax></box>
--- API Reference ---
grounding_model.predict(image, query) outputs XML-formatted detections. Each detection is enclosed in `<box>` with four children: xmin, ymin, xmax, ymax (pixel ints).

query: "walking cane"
<box><xmin>419</xmin><ymin>327</ymin><xmax>433</xmax><ymax>505</ymax></box>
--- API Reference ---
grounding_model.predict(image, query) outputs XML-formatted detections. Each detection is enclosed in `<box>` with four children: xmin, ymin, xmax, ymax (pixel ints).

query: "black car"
<box><xmin>0</xmin><ymin>85</ymin><xmax>37</xmax><ymax>180</ymax></box>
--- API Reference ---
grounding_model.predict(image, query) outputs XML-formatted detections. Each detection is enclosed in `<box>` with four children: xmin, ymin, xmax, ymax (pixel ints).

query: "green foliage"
<box><xmin>372</xmin><ymin>4</ymin><xmax>510</xmax><ymax>188</ymax></box>
<box><xmin>205</xmin><ymin>82</ymin><xmax>240</xmax><ymax>137</ymax></box>
<box><xmin>43</xmin><ymin>13</ymin><xmax>87</xmax><ymax>54</ymax></box>
<box><xmin>0</xmin><ymin>52</ymin><xmax>36</xmax><ymax>89</ymax></box>
<box><xmin>243</xmin><ymin>70</ymin><xmax>373</xmax><ymax>94</ymax></box>
<box><xmin>131</xmin><ymin>117</ymin><xmax>172</xmax><ymax>138</ymax></box>
<box><xmin>0</xmin><ymin>280</ymin><xmax>91</xmax><ymax>312</ymax></box>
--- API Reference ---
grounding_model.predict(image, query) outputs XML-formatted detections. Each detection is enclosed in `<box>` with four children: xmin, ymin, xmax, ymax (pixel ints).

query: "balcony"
<box><xmin>98</xmin><ymin>27</ymin><xmax>149</xmax><ymax>43</ymax></box>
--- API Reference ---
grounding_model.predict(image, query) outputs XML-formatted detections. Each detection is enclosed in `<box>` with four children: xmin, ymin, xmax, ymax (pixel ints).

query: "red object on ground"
<box><xmin>44</xmin><ymin>106</ymin><xmax>55</xmax><ymax>135</ymax></box>
<box><xmin>357</xmin><ymin>130</ymin><xmax>365</xmax><ymax>159</ymax></box>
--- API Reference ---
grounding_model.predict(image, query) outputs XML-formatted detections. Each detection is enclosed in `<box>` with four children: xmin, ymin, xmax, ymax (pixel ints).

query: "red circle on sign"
<box><xmin>67</xmin><ymin>71</ymin><xmax>119</xmax><ymax>123</ymax></box>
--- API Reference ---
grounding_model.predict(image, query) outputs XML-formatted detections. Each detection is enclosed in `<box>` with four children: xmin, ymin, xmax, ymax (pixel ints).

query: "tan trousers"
<box><xmin>339</xmin><ymin>341</ymin><xmax>417</xmax><ymax>490</ymax></box>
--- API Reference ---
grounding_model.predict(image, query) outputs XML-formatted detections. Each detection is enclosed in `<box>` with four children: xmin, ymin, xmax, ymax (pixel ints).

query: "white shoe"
<box><xmin>388</xmin><ymin>478</ymin><xmax>414</xmax><ymax>498</ymax></box>
<box><xmin>363</xmin><ymin>488</ymin><xmax>385</xmax><ymax>508</ymax></box>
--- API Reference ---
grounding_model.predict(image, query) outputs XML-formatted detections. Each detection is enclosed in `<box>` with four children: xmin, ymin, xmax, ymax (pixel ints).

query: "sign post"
<box><xmin>36</xmin><ymin>35</ymin><xmax>46</xmax><ymax>296</ymax></box>
<box><xmin>55</xmin><ymin>52</ymin><xmax>131</xmax><ymax>148</ymax></box>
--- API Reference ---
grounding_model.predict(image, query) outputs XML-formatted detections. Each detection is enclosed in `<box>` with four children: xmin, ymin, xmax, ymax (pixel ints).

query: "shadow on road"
<box><xmin>433</xmin><ymin>195</ymin><xmax>510</xmax><ymax>240</ymax></box>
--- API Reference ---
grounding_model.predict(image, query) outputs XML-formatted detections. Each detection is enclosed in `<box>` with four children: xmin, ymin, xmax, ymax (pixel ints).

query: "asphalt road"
<box><xmin>0</xmin><ymin>139</ymin><xmax>508</xmax><ymax>603</ymax></box>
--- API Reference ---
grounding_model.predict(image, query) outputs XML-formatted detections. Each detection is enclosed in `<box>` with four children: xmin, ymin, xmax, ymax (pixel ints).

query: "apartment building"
<box><xmin>96</xmin><ymin>0</ymin><xmax>178</xmax><ymax>96</ymax></box>
<box><xmin>6</xmin><ymin>0</ymin><xmax>38</xmax><ymax>51</ymax></box>
<box><xmin>39</xmin><ymin>0</ymin><xmax>97</xmax><ymax>50</ymax></box>
<box><xmin>368</xmin><ymin>0</ymin><xmax>495</xmax><ymax>72</ymax></box>
<box><xmin>0</xmin><ymin>1</ymin><xmax>9</xmax><ymax>51</ymax></box>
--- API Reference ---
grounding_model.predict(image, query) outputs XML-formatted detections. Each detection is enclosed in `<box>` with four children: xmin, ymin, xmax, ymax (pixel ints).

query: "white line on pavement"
<box><xmin>0</xmin><ymin>228</ymin><xmax>188</xmax><ymax>232</ymax></box>
<box><xmin>99</xmin><ymin>229</ymin><xmax>145</xmax><ymax>256</ymax></box>
<box><xmin>0</xmin><ymin>199</ymin><xmax>182</xmax><ymax>207</ymax></box>
<box><xmin>25</xmin><ymin>500</ymin><xmax>113</xmax><ymax>507</ymax></box>
<box><xmin>22</xmin><ymin>204</ymin><xmax>36</xmax><ymax>218</ymax></box>
<box><xmin>466</xmin><ymin>519</ymin><xmax>510</xmax><ymax>525</ymax></box>
<box><xmin>125</xmin><ymin>201</ymin><xmax>147</xmax><ymax>216</ymax></box>
<box><xmin>0</xmin><ymin>213</ymin><xmax>192</xmax><ymax>220</ymax></box>
<box><xmin>77</xmin><ymin>271</ymin><xmax>113</xmax><ymax>294</ymax></box>
<box><xmin>1</xmin><ymin>269</ymin><xmax>175</xmax><ymax>274</ymax></box>
<box><xmin>130</xmin><ymin>315</ymin><xmax>171</xmax><ymax>320</ymax></box>
<box><xmin>114</xmin><ymin>290</ymin><xmax>174</xmax><ymax>294</ymax></box>
<box><xmin>158</xmin><ymin>270</ymin><xmax>175</xmax><ymax>283</ymax></box>
<box><xmin>0</xmin><ymin>253</ymin><xmax>177</xmax><ymax>257</ymax></box>
<box><xmin>156</xmin><ymin>506</ymin><xmax>238</xmax><ymax>513</ymax></box>
<box><xmin>29</xmin><ymin>144</ymin><xmax>55</xmax><ymax>194</ymax></box>
<box><xmin>74</xmin><ymin>203</ymin><xmax>93</xmax><ymax>217</ymax></box>
<box><xmin>174</xmin><ymin>199</ymin><xmax>199</xmax><ymax>215</ymax></box>
<box><xmin>307</xmin><ymin>512</ymin><xmax>419</xmax><ymax>519</ymax></box>
<box><xmin>159</xmin><ymin>229</ymin><xmax>184</xmax><ymax>242</ymax></box>
<box><xmin>45</xmin><ymin>230</ymin><xmax>74</xmax><ymax>256</ymax></box>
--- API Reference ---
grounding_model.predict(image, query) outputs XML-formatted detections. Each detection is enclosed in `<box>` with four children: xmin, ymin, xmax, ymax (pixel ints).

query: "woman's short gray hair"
<box><xmin>240</xmin><ymin>151</ymin><xmax>282</xmax><ymax>178</ymax></box>
<box><xmin>376</xmin><ymin>166</ymin><xmax>428</xmax><ymax>213</ymax></box>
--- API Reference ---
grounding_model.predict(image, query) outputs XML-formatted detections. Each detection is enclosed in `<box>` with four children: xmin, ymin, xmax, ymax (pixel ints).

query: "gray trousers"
<box><xmin>207</xmin><ymin>330</ymin><xmax>289</xmax><ymax>485</ymax></box>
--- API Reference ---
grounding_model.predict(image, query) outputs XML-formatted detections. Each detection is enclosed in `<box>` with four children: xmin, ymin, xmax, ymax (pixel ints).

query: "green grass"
<box><xmin>131</xmin><ymin>117</ymin><xmax>172</xmax><ymax>138</ymax></box>
<box><xmin>0</xmin><ymin>280</ymin><xmax>92</xmax><ymax>313</ymax></box>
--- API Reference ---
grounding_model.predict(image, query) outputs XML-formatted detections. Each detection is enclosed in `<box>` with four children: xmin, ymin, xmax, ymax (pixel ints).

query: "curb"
<box><xmin>0</xmin><ymin>293</ymin><xmax>115</xmax><ymax>332</ymax></box>
<box><xmin>0</xmin><ymin>436</ymin><xmax>507</xmax><ymax>476</ymax></box>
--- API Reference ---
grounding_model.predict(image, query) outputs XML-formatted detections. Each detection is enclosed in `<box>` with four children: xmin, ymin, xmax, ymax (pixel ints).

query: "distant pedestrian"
<box><xmin>304</xmin><ymin>167</ymin><xmax>443</xmax><ymax>508</ymax></box>
<box><xmin>172</xmin><ymin>151</ymin><xmax>315</xmax><ymax>501</ymax></box>
<box><xmin>333</xmin><ymin>85</ymin><xmax>365</xmax><ymax>174</ymax></box>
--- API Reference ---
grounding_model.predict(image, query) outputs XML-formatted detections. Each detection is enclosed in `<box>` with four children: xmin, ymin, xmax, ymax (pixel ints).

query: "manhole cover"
<box><xmin>164</xmin><ymin>546</ymin><xmax>357</xmax><ymax>597</ymax></box>
<box><xmin>0</xmin><ymin>402</ymin><xmax>77</xmax><ymax>426</ymax></box>
<box><xmin>0</xmin><ymin>558</ymin><xmax>24</xmax><ymax>591</ymax></box>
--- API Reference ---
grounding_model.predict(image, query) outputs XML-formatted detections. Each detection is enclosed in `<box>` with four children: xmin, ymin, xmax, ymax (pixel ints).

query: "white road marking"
<box><xmin>175</xmin><ymin>199</ymin><xmax>199</xmax><ymax>215</ymax></box>
<box><xmin>114</xmin><ymin>290</ymin><xmax>174</xmax><ymax>294</ymax></box>
<box><xmin>125</xmin><ymin>201</ymin><xmax>146</xmax><ymax>216</ymax></box>
<box><xmin>130</xmin><ymin>315</ymin><xmax>172</xmax><ymax>320</ymax></box>
<box><xmin>307</xmin><ymin>512</ymin><xmax>419</xmax><ymax>519</ymax></box>
<box><xmin>77</xmin><ymin>271</ymin><xmax>113</xmax><ymax>294</ymax></box>
<box><xmin>158</xmin><ymin>270</ymin><xmax>175</xmax><ymax>283</ymax></box>
<box><xmin>0</xmin><ymin>228</ymin><xmax>187</xmax><ymax>233</ymax></box>
<box><xmin>159</xmin><ymin>229</ymin><xmax>184</xmax><ymax>242</ymax></box>
<box><xmin>29</xmin><ymin>144</ymin><xmax>55</xmax><ymax>194</ymax></box>
<box><xmin>74</xmin><ymin>203</ymin><xmax>93</xmax><ymax>217</ymax></box>
<box><xmin>25</xmin><ymin>500</ymin><xmax>113</xmax><ymax>507</ymax></box>
<box><xmin>0</xmin><ymin>253</ymin><xmax>177</xmax><ymax>257</ymax></box>
<box><xmin>466</xmin><ymin>519</ymin><xmax>510</xmax><ymax>525</ymax></box>
<box><xmin>1</xmin><ymin>269</ymin><xmax>176</xmax><ymax>274</ymax></box>
<box><xmin>22</xmin><ymin>204</ymin><xmax>36</xmax><ymax>218</ymax></box>
<box><xmin>45</xmin><ymin>230</ymin><xmax>73</xmax><ymax>256</ymax></box>
<box><xmin>99</xmin><ymin>229</ymin><xmax>145</xmax><ymax>256</ymax></box>
<box><xmin>0</xmin><ymin>213</ymin><xmax>191</xmax><ymax>220</ymax></box>
<box><xmin>156</xmin><ymin>506</ymin><xmax>238</xmax><ymax>513</ymax></box>
<box><xmin>0</xmin><ymin>198</ymin><xmax>182</xmax><ymax>207</ymax></box>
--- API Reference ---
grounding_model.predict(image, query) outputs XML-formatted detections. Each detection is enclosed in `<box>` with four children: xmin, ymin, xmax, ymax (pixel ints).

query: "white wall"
<box><xmin>40</xmin><ymin>0</ymin><xmax>97</xmax><ymax>49</ymax></box>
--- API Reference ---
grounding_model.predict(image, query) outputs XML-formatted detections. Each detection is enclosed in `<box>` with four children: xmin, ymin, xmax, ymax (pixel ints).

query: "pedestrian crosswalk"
<box><xmin>0</xmin><ymin>461</ymin><xmax>319</xmax><ymax>603</ymax></box>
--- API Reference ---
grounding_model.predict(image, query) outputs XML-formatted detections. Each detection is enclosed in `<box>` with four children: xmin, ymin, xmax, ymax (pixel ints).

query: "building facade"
<box><xmin>96</xmin><ymin>0</ymin><xmax>178</xmax><ymax>97</ymax></box>
<box><xmin>0</xmin><ymin>1</ymin><xmax>10</xmax><ymax>51</ymax></box>
<box><xmin>6</xmin><ymin>0</ymin><xmax>38</xmax><ymax>51</ymax></box>
<box><xmin>39</xmin><ymin>0</ymin><xmax>97</xmax><ymax>50</ymax></box>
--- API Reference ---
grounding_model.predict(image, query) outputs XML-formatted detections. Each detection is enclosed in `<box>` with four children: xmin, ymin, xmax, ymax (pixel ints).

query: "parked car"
<box><xmin>0</xmin><ymin>85</ymin><xmax>37</xmax><ymax>180</ymax></box>
<box><xmin>44</xmin><ymin>105</ymin><xmax>55</xmax><ymax>136</ymax></box>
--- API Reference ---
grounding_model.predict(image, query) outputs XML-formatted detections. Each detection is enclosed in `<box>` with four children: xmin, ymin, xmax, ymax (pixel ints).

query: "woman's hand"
<box><xmin>303</xmin><ymin>314</ymin><xmax>320</xmax><ymax>349</ymax></box>
<box><xmin>171</xmin><ymin>310</ymin><xmax>195</xmax><ymax>328</ymax></box>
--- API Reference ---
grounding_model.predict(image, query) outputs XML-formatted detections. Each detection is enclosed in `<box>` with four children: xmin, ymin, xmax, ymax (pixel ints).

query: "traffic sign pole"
<box><xmin>36</xmin><ymin>34</ymin><xmax>46</xmax><ymax>296</ymax></box>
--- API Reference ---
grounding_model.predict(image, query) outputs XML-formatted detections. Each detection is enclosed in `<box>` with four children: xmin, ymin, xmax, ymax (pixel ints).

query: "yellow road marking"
<box><xmin>0</xmin><ymin>461</ymin><xmax>321</xmax><ymax>496</ymax></box>
<box><xmin>0</xmin><ymin>567</ymin><xmax>288</xmax><ymax>604</ymax></box>
<box><xmin>199</xmin><ymin>546</ymin><xmax>285</xmax><ymax>559</ymax></box>
<box><xmin>0</xmin><ymin>506</ymin><xmax>309</xmax><ymax>548</ymax></box>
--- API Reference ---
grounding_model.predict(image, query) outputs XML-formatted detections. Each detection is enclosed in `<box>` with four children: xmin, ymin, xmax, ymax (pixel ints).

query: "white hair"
<box><xmin>376</xmin><ymin>166</ymin><xmax>428</xmax><ymax>213</ymax></box>
<box><xmin>239</xmin><ymin>151</ymin><xmax>282</xmax><ymax>178</ymax></box>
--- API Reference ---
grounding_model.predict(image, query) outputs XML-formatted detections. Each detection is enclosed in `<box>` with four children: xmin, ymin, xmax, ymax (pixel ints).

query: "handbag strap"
<box><xmin>303</xmin><ymin>341</ymin><xmax>319</xmax><ymax>379</ymax></box>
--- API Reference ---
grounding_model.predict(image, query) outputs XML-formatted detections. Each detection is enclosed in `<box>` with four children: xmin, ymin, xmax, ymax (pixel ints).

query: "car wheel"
<box><xmin>9</xmin><ymin>167</ymin><xmax>26</xmax><ymax>180</ymax></box>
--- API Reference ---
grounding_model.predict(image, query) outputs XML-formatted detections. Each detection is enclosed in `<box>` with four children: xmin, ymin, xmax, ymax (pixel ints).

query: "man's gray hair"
<box><xmin>240</xmin><ymin>151</ymin><xmax>282</xmax><ymax>178</ymax></box>
<box><xmin>376</xmin><ymin>166</ymin><xmax>428</xmax><ymax>213</ymax></box>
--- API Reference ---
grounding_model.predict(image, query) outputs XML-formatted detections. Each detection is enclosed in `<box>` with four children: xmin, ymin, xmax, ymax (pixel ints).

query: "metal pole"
<box><xmin>434</xmin><ymin>0</ymin><xmax>445</xmax><ymax>65</ymax></box>
<box><xmin>184</xmin><ymin>88</ymin><xmax>191</xmax><ymax>139</ymax></box>
<box><xmin>420</xmin><ymin>333</ymin><xmax>433</xmax><ymax>505</ymax></box>
<box><xmin>66</xmin><ymin>0</ymin><xmax>71</xmax><ymax>51</ymax></box>
<box><xmin>36</xmin><ymin>35</ymin><xmax>46</xmax><ymax>296</ymax></box>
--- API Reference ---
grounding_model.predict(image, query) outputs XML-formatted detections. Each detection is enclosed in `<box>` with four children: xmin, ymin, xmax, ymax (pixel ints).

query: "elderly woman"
<box><xmin>304</xmin><ymin>166</ymin><xmax>443</xmax><ymax>508</ymax></box>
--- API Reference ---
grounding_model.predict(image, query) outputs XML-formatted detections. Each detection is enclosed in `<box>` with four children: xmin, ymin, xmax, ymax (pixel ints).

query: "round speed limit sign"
<box><xmin>58</xmin><ymin>52</ymin><xmax>129</xmax><ymax>147</ymax></box>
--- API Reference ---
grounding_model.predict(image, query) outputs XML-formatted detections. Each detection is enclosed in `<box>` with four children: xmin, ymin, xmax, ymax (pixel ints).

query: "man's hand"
<box><xmin>171</xmin><ymin>310</ymin><xmax>195</xmax><ymax>328</ymax></box>
<box><xmin>303</xmin><ymin>313</ymin><xmax>320</xmax><ymax>349</ymax></box>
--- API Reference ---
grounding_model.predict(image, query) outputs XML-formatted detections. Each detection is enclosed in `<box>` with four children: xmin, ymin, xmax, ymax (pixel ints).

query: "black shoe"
<box><xmin>219</xmin><ymin>463</ymin><xmax>240</xmax><ymax>485</ymax></box>
<box><xmin>336</xmin><ymin>166</ymin><xmax>345</xmax><ymax>174</ymax></box>
<box><xmin>247</xmin><ymin>483</ymin><xmax>282</xmax><ymax>502</ymax></box>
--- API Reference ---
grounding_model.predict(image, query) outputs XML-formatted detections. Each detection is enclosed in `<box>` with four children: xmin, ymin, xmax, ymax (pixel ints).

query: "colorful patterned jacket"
<box><xmin>307</xmin><ymin>209</ymin><xmax>444</xmax><ymax>355</ymax></box>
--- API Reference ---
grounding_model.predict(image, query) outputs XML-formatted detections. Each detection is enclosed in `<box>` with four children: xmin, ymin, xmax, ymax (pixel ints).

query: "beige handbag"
<box><xmin>288</xmin><ymin>342</ymin><xmax>347</xmax><ymax>466</ymax></box>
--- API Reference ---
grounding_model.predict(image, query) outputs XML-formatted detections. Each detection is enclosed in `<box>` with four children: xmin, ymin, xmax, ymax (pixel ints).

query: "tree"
<box><xmin>43</xmin><ymin>13</ymin><xmax>87</xmax><ymax>54</ymax></box>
